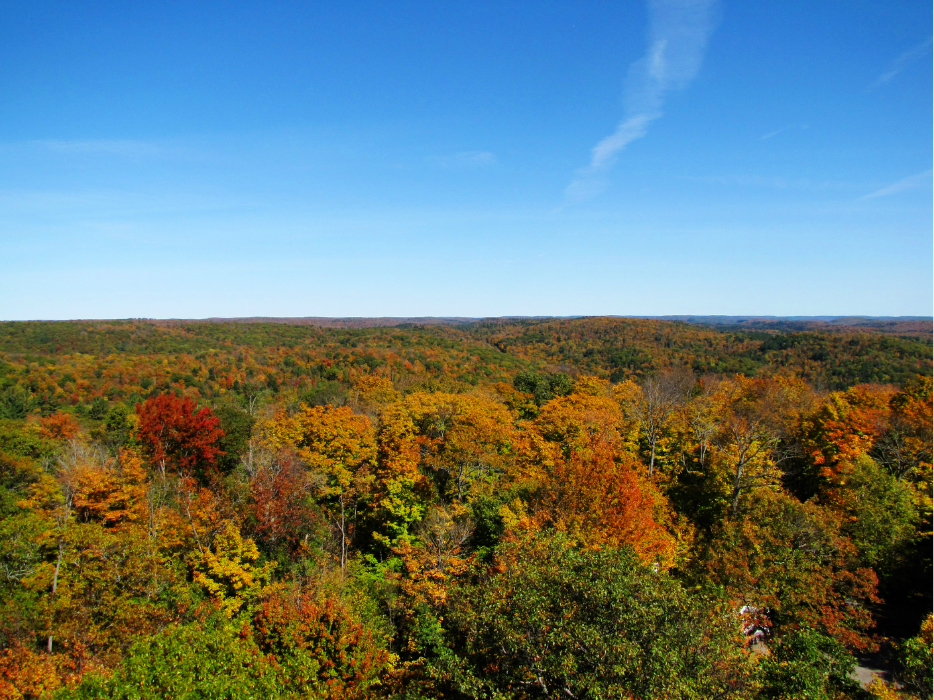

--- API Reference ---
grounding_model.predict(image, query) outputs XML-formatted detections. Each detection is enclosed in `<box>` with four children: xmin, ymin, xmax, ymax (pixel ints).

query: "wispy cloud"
<box><xmin>433</xmin><ymin>151</ymin><xmax>497</xmax><ymax>167</ymax></box>
<box><xmin>860</xmin><ymin>169</ymin><xmax>932</xmax><ymax>199</ymax></box>
<box><xmin>761</xmin><ymin>124</ymin><xmax>808</xmax><ymax>140</ymax></box>
<box><xmin>682</xmin><ymin>174</ymin><xmax>858</xmax><ymax>192</ymax></box>
<box><xmin>565</xmin><ymin>0</ymin><xmax>719</xmax><ymax>202</ymax></box>
<box><xmin>870</xmin><ymin>38</ymin><xmax>932</xmax><ymax>88</ymax></box>
<box><xmin>30</xmin><ymin>139</ymin><xmax>164</xmax><ymax>158</ymax></box>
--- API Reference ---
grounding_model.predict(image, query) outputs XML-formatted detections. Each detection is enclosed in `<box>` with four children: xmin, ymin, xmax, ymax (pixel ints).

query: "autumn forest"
<box><xmin>0</xmin><ymin>316</ymin><xmax>930</xmax><ymax>699</ymax></box>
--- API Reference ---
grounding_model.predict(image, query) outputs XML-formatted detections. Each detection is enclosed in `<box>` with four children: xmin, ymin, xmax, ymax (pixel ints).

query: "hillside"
<box><xmin>1</xmin><ymin>318</ymin><xmax>928</xmax><ymax>419</ymax></box>
<box><xmin>0</xmin><ymin>316</ymin><xmax>930</xmax><ymax>698</ymax></box>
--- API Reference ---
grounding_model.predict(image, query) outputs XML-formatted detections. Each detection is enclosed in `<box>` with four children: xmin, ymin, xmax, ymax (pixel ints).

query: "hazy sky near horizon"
<box><xmin>1</xmin><ymin>1</ymin><xmax>931</xmax><ymax>319</ymax></box>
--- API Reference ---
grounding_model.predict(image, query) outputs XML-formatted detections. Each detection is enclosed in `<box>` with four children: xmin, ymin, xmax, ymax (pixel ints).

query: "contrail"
<box><xmin>861</xmin><ymin>169</ymin><xmax>932</xmax><ymax>200</ymax></box>
<box><xmin>565</xmin><ymin>0</ymin><xmax>719</xmax><ymax>202</ymax></box>
<box><xmin>870</xmin><ymin>37</ymin><xmax>932</xmax><ymax>88</ymax></box>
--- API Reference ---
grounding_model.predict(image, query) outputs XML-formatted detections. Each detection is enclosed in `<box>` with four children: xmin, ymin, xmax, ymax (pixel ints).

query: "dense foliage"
<box><xmin>0</xmin><ymin>317</ymin><xmax>930</xmax><ymax>699</ymax></box>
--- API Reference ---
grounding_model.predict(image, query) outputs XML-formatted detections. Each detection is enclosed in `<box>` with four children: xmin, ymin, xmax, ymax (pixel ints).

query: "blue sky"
<box><xmin>1</xmin><ymin>0</ymin><xmax>930</xmax><ymax>319</ymax></box>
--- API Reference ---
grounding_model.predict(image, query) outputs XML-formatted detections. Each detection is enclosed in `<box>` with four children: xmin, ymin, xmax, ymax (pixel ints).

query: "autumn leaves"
<box><xmin>0</xmin><ymin>350</ymin><xmax>930</xmax><ymax>698</ymax></box>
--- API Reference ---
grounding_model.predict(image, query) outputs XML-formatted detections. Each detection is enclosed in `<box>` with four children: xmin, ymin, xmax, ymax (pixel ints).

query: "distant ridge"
<box><xmin>128</xmin><ymin>314</ymin><xmax>932</xmax><ymax>338</ymax></box>
<box><xmin>145</xmin><ymin>315</ymin><xmax>930</xmax><ymax>325</ymax></box>
<box><xmin>193</xmin><ymin>316</ymin><xmax>478</xmax><ymax>328</ymax></box>
<box><xmin>147</xmin><ymin>316</ymin><xmax>568</xmax><ymax>328</ymax></box>
<box><xmin>640</xmin><ymin>315</ymin><xmax>931</xmax><ymax>323</ymax></box>
<box><xmin>9</xmin><ymin>315</ymin><xmax>930</xmax><ymax>338</ymax></box>
<box><xmin>637</xmin><ymin>315</ymin><xmax>932</xmax><ymax>338</ymax></box>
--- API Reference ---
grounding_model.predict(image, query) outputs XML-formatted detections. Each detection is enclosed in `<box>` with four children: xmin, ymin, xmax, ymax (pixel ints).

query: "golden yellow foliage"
<box><xmin>192</xmin><ymin>520</ymin><xmax>276</xmax><ymax>618</ymax></box>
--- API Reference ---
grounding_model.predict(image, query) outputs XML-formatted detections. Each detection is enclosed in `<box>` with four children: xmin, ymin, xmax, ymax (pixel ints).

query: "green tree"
<box><xmin>0</xmin><ymin>386</ymin><xmax>32</xmax><ymax>419</ymax></box>
<box><xmin>55</xmin><ymin>619</ymin><xmax>284</xmax><ymax>700</ymax></box>
<box><xmin>757</xmin><ymin>628</ymin><xmax>864</xmax><ymax>700</ymax></box>
<box><xmin>423</xmin><ymin>533</ymin><xmax>754</xmax><ymax>699</ymax></box>
<box><xmin>102</xmin><ymin>404</ymin><xmax>134</xmax><ymax>453</ymax></box>
<box><xmin>513</xmin><ymin>371</ymin><xmax>572</xmax><ymax>407</ymax></box>
<box><xmin>893</xmin><ymin>614</ymin><xmax>933</xmax><ymax>699</ymax></box>
<box><xmin>823</xmin><ymin>454</ymin><xmax>920</xmax><ymax>579</ymax></box>
<box><xmin>214</xmin><ymin>403</ymin><xmax>255</xmax><ymax>473</ymax></box>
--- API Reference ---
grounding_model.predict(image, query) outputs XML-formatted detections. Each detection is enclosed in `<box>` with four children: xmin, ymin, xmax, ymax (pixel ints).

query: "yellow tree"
<box><xmin>260</xmin><ymin>404</ymin><xmax>377</xmax><ymax>569</ymax></box>
<box><xmin>350</xmin><ymin>373</ymin><xmax>400</xmax><ymax>417</ymax></box>
<box><xmin>18</xmin><ymin>442</ymin><xmax>177</xmax><ymax>672</ymax></box>
<box><xmin>296</xmin><ymin>405</ymin><xmax>376</xmax><ymax>569</ymax></box>
<box><xmin>19</xmin><ymin>440</ymin><xmax>96</xmax><ymax>654</ymax></box>
<box><xmin>873</xmin><ymin>376</ymin><xmax>932</xmax><ymax>483</ymax></box>
<box><xmin>615</xmin><ymin>368</ymin><xmax>694</xmax><ymax>476</ymax></box>
<box><xmin>192</xmin><ymin>520</ymin><xmax>276</xmax><ymax>618</ymax></box>
<box><xmin>798</xmin><ymin>383</ymin><xmax>893</xmax><ymax>486</ymax></box>
<box><xmin>710</xmin><ymin>377</ymin><xmax>806</xmax><ymax>519</ymax></box>
<box><xmin>363</xmin><ymin>390</ymin><xmax>519</xmax><ymax>561</ymax></box>
<box><xmin>398</xmin><ymin>392</ymin><xmax>517</xmax><ymax>503</ymax></box>
<box><xmin>534</xmin><ymin>391</ymin><xmax>627</xmax><ymax>459</ymax></box>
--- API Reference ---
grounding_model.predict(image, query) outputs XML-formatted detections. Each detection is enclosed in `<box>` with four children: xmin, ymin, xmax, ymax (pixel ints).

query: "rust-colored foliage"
<box><xmin>135</xmin><ymin>394</ymin><xmax>224</xmax><ymax>478</ymax></box>
<box><xmin>392</xmin><ymin>506</ymin><xmax>474</xmax><ymax>610</ymax></box>
<box><xmin>248</xmin><ymin>449</ymin><xmax>319</xmax><ymax>553</ymax></box>
<box><xmin>875</xmin><ymin>375</ymin><xmax>933</xmax><ymax>483</ymax></box>
<box><xmin>699</xmin><ymin>489</ymin><xmax>880</xmax><ymax>651</ymax></box>
<box><xmin>253</xmin><ymin>589</ymin><xmax>390</xmax><ymax>699</ymax></box>
<box><xmin>799</xmin><ymin>377</ymin><xmax>932</xmax><ymax>498</ymax></box>
<box><xmin>518</xmin><ymin>389</ymin><xmax>677</xmax><ymax>565</ymax></box>
<box><xmin>0</xmin><ymin>641</ymin><xmax>77</xmax><ymax>700</ymax></box>
<box><xmin>0</xmin><ymin>319</ymin><xmax>928</xmax><ymax>697</ymax></box>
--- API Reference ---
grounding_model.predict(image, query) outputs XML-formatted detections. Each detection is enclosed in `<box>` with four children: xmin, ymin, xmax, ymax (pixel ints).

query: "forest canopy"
<box><xmin>0</xmin><ymin>317</ymin><xmax>930</xmax><ymax>699</ymax></box>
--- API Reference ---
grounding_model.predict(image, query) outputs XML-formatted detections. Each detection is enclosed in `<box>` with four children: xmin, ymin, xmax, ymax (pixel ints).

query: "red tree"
<box><xmin>248</xmin><ymin>451</ymin><xmax>319</xmax><ymax>553</ymax></box>
<box><xmin>136</xmin><ymin>394</ymin><xmax>224</xmax><ymax>479</ymax></box>
<box><xmin>252</xmin><ymin>589</ymin><xmax>390</xmax><ymax>699</ymax></box>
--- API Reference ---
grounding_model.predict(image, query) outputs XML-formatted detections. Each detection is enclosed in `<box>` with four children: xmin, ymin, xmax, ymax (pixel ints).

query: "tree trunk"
<box><xmin>730</xmin><ymin>461</ymin><xmax>745</xmax><ymax>519</ymax></box>
<box><xmin>47</xmin><ymin>540</ymin><xmax>63</xmax><ymax>653</ymax></box>
<box><xmin>339</xmin><ymin>495</ymin><xmax>347</xmax><ymax>572</ymax></box>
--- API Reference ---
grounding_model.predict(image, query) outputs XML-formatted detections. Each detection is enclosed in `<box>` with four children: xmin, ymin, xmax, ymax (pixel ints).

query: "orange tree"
<box><xmin>518</xmin><ymin>390</ymin><xmax>678</xmax><ymax>567</ymax></box>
